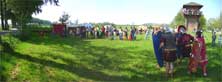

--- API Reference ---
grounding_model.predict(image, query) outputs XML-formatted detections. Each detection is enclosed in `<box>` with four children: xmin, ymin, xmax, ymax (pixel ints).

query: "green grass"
<box><xmin>0</xmin><ymin>32</ymin><xmax>222</xmax><ymax>82</ymax></box>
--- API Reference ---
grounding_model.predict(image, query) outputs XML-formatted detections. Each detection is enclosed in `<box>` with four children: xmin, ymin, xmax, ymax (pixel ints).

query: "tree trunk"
<box><xmin>11</xmin><ymin>19</ymin><xmax>17</xmax><ymax>28</ymax></box>
<box><xmin>0</xmin><ymin>0</ymin><xmax>5</xmax><ymax>30</ymax></box>
<box><xmin>3</xmin><ymin>0</ymin><xmax>8</xmax><ymax>30</ymax></box>
<box><xmin>5</xmin><ymin>19</ymin><xmax>8</xmax><ymax>30</ymax></box>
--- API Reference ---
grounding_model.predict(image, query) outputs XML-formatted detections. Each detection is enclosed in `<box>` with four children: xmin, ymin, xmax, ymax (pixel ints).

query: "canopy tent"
<box><xmin>83</xmin><ymin>23</ymin><xmax>93</xmax><ymax>29</ymax></box>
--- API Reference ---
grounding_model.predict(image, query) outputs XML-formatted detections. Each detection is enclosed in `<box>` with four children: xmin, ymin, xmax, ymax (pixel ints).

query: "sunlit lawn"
<box><xmin>0</xmin><ymin>32</ymin><xmax>221</xmax><ymax>82</ymax></box>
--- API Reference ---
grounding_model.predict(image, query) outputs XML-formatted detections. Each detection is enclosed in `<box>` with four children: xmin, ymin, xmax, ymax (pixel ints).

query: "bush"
<box><xmin>0</xmin><ymin>34</ymin><xmax>20</xmax><ymax>53</ymax></box>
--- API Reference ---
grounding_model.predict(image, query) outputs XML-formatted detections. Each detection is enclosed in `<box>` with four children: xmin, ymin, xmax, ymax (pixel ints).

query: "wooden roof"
<box><xmin>183</xmin><ymin>2</ymin><xmax>203</xmax><ymax>8</ymax></box>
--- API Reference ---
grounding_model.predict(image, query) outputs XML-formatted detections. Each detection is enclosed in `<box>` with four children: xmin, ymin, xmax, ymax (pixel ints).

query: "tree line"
<box><xmin>207</xmin><ymin>12</ymin><xmax>222</xmax><ymax>31</ymax></box>
<box><xmin>0</xmin><ymin>0</ymin><xmax>59</xmax><ymax>30</ymax></box>
<box><xmin>30</xmin><ymin>17</ymin><xmax>52</xmax><ymax>26</ymax></box>
<box><xmin>170</xmin><ymin>10</ymin><xmax>222</xmax><ymax>31</ymax></box>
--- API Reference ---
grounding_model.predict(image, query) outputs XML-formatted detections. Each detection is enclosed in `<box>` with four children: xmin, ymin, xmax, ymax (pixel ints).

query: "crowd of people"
<box><xmin>152</xmin><ymin>25</ymin><xmax>208</xmax><ymax>77</ymax></box>
<box><xmin>70</xmin><ymin>24</ymin><xmax>212</xmax><ymax>78</ymax></box>
<box><xmin>71</xmin><ymin>25</ymin><xmax>151</xmax><ymax>41</ymax></box>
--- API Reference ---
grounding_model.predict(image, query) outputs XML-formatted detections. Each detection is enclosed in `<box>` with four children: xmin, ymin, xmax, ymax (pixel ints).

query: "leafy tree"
<box><xmin>170</xmin><ymin>11</ymin><xmax>185</xmax><ymax>29</ymax></box>
<box><xmin>30</xmin><ymin>17</ymin><xmax>52</xmax><ymax>25</ymax></box>
<box><xmin>207</xmin><ymin>12</ymin><xmax>221</xmax><ymax>31</ymax></box>
<box><xmin>199</xmin><ymin>15</ymin><xmax>207</xmax><ymax>30</ymax></box>
<box><xmin>0</xmin><ymin>0</ymin><xmax>59</xmax><ymax>30</ymax></box>
<box><xmin>0</xmin><ymin>0</ymin><xmax>7</xmax><ymax>30</ymax></box>
<box><xmin>220</xmin><ymin>12</ymin><xmax>222</xmax><ymax>29</ymax></box>
<box><xmin>44</xmin><ymin>0</ymin><xmax>59</xmax><ymax>5</ymax></box>
<box><xmin>59</xmin><ymin>12</ymin><xmax>70</xmax><ymax>24</ymax></box>
<box><xmin>92</xmin><ymin>22</ymin><xmax>116</xmax><ymax>28</ymax></box>
<box><xmin>207</xmin><ymin>18</ymin><xmax>220</xmax><ymax>31</ymax></box>
<box><xmin>170</xmin><ymin>10</ymin><xmax>207</xmax><ymax>30</ymax></box>
<box><xmin>7</xmin><ymin>0</ymin><xmax>44</xmax><ymax>29</ymax></box>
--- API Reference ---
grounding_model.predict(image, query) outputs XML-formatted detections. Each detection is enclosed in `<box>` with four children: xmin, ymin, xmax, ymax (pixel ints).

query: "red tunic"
<box><xmin>188</xmin><ymin>41</ymin><xmax>200</xmax><ymax>72</ymax></box>
<box><xmin>178</xmin><ymin>34</ymin><xmax>194</xmax><ymax>57</ymax></box>
<box><xmin>196</xmin><ymin>37</ymin><xmax>208</xmax><ymax>67</ymax></box>
<box><xmin>189</xmin><ymin>37</ymin><xmax>208</xmax><ymax>72</ymax></box>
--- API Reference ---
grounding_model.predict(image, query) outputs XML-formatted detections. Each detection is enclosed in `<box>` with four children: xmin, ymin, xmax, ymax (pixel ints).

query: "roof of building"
<box><xmin>183</xmin><ymin>2</ymin><xmax>203</xmax><ymax>8</ymax></box>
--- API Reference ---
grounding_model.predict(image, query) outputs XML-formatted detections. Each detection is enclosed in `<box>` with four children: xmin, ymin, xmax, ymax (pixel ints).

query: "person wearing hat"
<box><xmin>160</xmin><ymin>26</ymin><xmax>177</xmax><ymax>77</ymax></box>
<box><xmin>176</xmin><ymin>25</ymin><xmax>194</xmax><ymax>62</ymax></box>
<box><xmin>152</xmin><ymin>27</ymin><xmax>164</xmax><ymax>68</ymax></box>
<box><xmin>188</xmin><ymin>30</ymin><xmax>208</xmax><ymax>76</ymax></box>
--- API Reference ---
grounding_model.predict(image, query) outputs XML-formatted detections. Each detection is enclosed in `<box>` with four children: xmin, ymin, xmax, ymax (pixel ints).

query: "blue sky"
<box><xmin>33</xmin><ymin>0</ymin><xmax>222</xmax><ymax>24</ymax></box>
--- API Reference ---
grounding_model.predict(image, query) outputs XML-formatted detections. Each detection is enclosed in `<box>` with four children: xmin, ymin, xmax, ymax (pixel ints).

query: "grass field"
<box><xmin>0</xmin><ymin>32</ymin><xmax>222</xmax><ymax>82</ymax></box>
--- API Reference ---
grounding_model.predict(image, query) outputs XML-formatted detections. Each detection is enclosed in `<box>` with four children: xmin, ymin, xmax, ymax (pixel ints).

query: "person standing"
<box><xmin>119</xmin><ymin>29</ymin><xmax>123</xmax><ymax>40</ymax></box>
<box><xmin>129</xmin><ymin>27</ymin><xmax>133</xmax><ymax>41</ymax></box>
<box><xmin>113</xmin><ymin>29</ymin><xmax>117</xmax><ymax>40</ymax></box>
<box><xmin>212</xmin><ymin>30</ymin><xmax>217</xmax><ymax>47</ymax></box>
<box><xmin>188</xmin><ymin>31</ymin><xmax>208</xmax><ymax>76</ymax></box>
<box><xmin>176</xmin><ymin>26</ymin><xmax>183</xmax><ymax>64</ymax></box>
<box><xmin>76</xmin><ymin>27</ymin><xmax>80</xmax><ymax>37</ymax></box>
<box><xmin>160</xmin><ymin>26</ymin><xmax>177</xmax><ymax>77</ymax></box>
<box><xmin>145</xmin><ymin>29</ymin><xmax>150</xmax><ymax>40</ymax></box>
<box><xmin>98</xmin><ymin>27</ymin><xmax>101</xmax><ymax>38</ymax></box>
<box><xmin>105</xmin><ymin>26</ymin><xmax>108</xmax><ymax>38</ymax></box>
<box><xmin>125</xmin><ymin>27</ymin><xmax>128</xmax><ymax>40</ymax></box>
<box><xmin>94</xmin><ymin>27</ymin><xmax>98</xmax><ymax>39</ymax></box>
<box><xmin>177</xmin><ymin>25</ymin><xmax>194</xmax><ymax>61</ymax></box>
<box><xmin>133</xmin><ymin>28</ymin><xmax>137</xmax><ymax>40</ymax></box>
<box><xmin>152</xmin><ymin>27</ymin><xmax>164</xmax><ymax>68</ymax></box>
<box><xmin>101</xmin><ymin>26</ymin><xmax>105</xmax><ymax>38</ymax></box>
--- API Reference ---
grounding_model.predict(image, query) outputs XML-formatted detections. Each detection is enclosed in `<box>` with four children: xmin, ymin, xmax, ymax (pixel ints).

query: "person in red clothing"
<box><xmin>101</xmin><ymin>26</ymin><xmax>105</xmax><ymax>37</ymax></box>
<box><xmin>177</xmin><ymin>25</ymin><xmax>194</xmax><ymax>58</ymax></box>
<box><xmin>188</xmin><ymin>30</ymin><xmax>208</xmax><ymax>76</ymax></box>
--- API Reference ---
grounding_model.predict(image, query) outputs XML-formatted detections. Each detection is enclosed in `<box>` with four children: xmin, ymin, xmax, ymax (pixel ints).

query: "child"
<box><xmin>188</xmin><ymin>31</ymin><xmax>208</xmax><ymax>76</ymax></box>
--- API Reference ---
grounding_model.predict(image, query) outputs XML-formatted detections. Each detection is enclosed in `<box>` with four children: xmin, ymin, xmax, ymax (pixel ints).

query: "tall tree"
<box><xmin>59</xmin><ymin>12</ymin><xmax>70</xmax><ymax>24</ymax></box>
<box><xmin>170</xmin><ymin>10</ymin><xmax>207</xmax><ymax>30</ymax></box>
<box><xmin>207</xmin><ymin>18</ymin><xmax>220</xmax><ymax>30</ymax></box>
<box><xmin>44</xmin><ymin>0</ymin><xmax>59</xmax><ymax>5</ymax></box>
<box><xmin>170</xmin><ymin>11</ymin><xmax>185</xmax><ymax>28</ymax></box>
<box><xmin>220</xmin><ymin>12</ymin><xmax>222</xmax><ymax>29</ymax></box>
<box><xmin>199</xmin><ymin>15</ymin><xmax>207</xmax><ymax>30</ymax></box>
<box><xmin>0</xmin><ymin>0</ymin><xmax>6</xmax><ymax>30</ymax></box>
<box><xmin>0</xmin><ymin>0</ymin><xmax>59</xmax><ymax>30</ymax></box>
<box><xmin>30</xmin><ymin>17</ymin><xmax>52</xmax><ymax>25</ymax></box>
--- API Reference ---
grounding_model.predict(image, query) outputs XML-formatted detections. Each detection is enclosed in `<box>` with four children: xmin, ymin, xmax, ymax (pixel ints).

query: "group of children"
<box><xmin>152</xmin><ymin>25</ymin><xmax>208</xmax><ymax>77</ymax></box>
